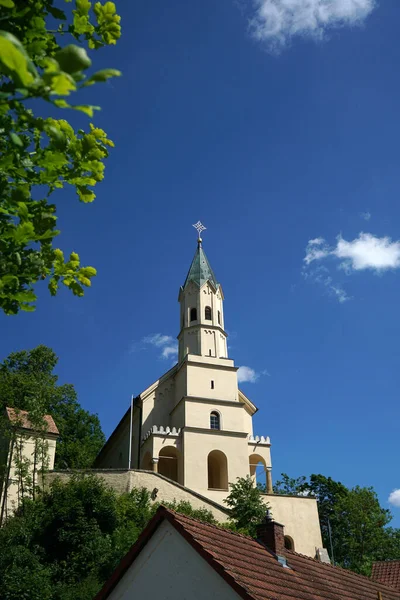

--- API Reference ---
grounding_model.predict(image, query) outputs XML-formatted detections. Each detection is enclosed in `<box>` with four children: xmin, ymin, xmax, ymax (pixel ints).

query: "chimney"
<box><xmin>256</xmin><ymin>510</ymin><xmax>285</xmax><ymax>556</ymax></box>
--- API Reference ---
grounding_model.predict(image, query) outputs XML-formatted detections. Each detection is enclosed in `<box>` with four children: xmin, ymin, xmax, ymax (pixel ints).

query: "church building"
<box><xmin>93</xmin><ymin>224</ymin><xmax>325</xmax><ymax>559</ymax></box>
<box><xmin>95</xmin><ymin>226</ymin><xmax>272</xmax><ymax>503</ymax></box>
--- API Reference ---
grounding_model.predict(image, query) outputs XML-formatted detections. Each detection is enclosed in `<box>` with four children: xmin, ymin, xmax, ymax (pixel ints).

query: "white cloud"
<box><xmin>161</xmin><ymin>345</ymin><xmax>178</xmax><ymax>359</ymax></box>
<box><xmin>361</xmin><ymin>211</ymin><xmax>371</xmax><ymax>221</ymax></box>
<box><xmin>248</xmin><ymin>0</ymin><xmax>376</xmax><ymax>51</ymax></box>
<box><xmin>143</xmin><ymin>334</ymin><xmax>175</xmax><ymax>347</ymax></box>
<box><xmin>143</xmin><ymin>333</ymin><xmax>178</xmax><ymax>360</ymax></box>
<box><xmin>388</xmin><ymin>489</ymin><xmax>400</xmax><ymax>508</ymax></box>
<box><xmin>237</xmin><ymin>366</ymin><xmax>260</xmax><ymax>383</ymax></box>
<box><xmin>303</xmin><ymin>232</ymin><xmax>400</xmax><ymax>302</ymax></box>
<box><xmin>304</xmin><ymin>238</ymin><xmax>330</xmax><ymax>265</ymax></box>
<box><xmin>304</xmin><ymin>232</ymin><xmax>400</xmax><ymax>273</ymax></box>
<box><xmin>335</xmin><ymin>233</ymin><xmax>400</xmax><ymax>272</ymax></box>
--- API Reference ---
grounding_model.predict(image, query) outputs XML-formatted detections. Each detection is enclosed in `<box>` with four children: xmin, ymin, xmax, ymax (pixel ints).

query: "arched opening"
<box><xmin>205</xmin><ymin>306</ymin><xmax>212</xmax><ymax>320</ymax></box>
<box><xmin>218</xmin><ymin>310</ymin><xmax>221</xmax><ymax>325</ymax></box>
<box><xmin>249</xmin><ymin>454</ymin><xmax>267</xmax><ymax>490</ymax></box>
<box><xmin>141</xmin><ymin>451</ymin><xmax>152</xmax><ymax>471</ymax></box>
<box><xmin>158</xmin><ymin>446</ymin><xmax>179</xmax><ymax>483</ymax></box>
<box><xmin>284</xmin><ymin>536</ymin><xmax>295</xmax><ymax>551</ymax></box>
<box><xmin>210</xmin><ymin>411</ymin><xmax>220</xmax><ymax>430</ymax></box>
<box><xmin>190</xmin><ymin>307</ymin><xmax>197</xmax><ymax>322</ymax></box>
<box><xmin>207</xmin><ymin>450</ymin><xmax>228</xmax><ymax>490</ymax></box>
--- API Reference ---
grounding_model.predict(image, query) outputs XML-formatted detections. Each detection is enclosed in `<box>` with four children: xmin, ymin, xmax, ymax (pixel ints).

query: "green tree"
<box><xmin>0</xmin><ymin>475</ymin><xmax>220</xmax><ymax>599</ymax></box>
<box><xmin>0</xmin><ymin>345</ymin><xmax>105</xmax><ymax>469</ymax></box>
<box><xmin>224</xmin><ymin>475</ymin><xmax>267</xmax><ymax>536</ymax></box>
<box><xmin>274</xmin><ymin>472</ymin><xmax>400</xmax><ymax>575</ymax></box>
<box><xmin>162</xmin><ymin>499</ymin><xmax>217</xmax><ymax>525</ymax></box>
<box><xmin>0</xmin><ymin>0</ymin><xmax>122</xmax><ymax>314</ymax></box>
<box><xmin>332</xmin><ymin>486</ymin><xmax>393</xmax><ymax>575</ymax></box>
<box><xmin>273</xmin><ymin>472</ymin><xmax>308</xmax><ymax>495</ymax></box>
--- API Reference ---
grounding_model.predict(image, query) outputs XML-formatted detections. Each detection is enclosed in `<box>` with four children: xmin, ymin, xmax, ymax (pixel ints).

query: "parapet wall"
<box><xmin>44</xmin><ymin>469</ymin><xmax>230</xmax><ymax>522</ymax></box>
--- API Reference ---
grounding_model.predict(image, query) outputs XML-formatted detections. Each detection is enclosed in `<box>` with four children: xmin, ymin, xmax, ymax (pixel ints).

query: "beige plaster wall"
<box><xmin>141</xmin><ymin>374</ymin><xmax>175</xmax><ymax>434</ymax></box>
<box><xmin>107</xmin><ymin>520</ymin><xmax>241</xmax><ymax>600</ymax></box>
<box><xmin>1</xmin><ymin>432</ymin><xmax>57</xmax><ymax>519</ymax></box>
<box><xmin>185</xmin><ymin>400</ymin><xmax>248</xmax><ymax>432</ymax></box>
<box><xmin>183</xmin><ymin>429</ymin><xmax>249</xmax><ymax>493</ymax></box>
<box><xmin>265</xmin><ymin>494</ymin><xmax>323</xmax><ymax>558</ymax></box>
<box><xmin>186</xmin><ymin>361</ymin><xmax>238</xmax><ymax>401</ymax></box>
<box><xmin>97</xmin><ymin>416</ymin><xmax>131</xmax><ymax>469</ymax></box>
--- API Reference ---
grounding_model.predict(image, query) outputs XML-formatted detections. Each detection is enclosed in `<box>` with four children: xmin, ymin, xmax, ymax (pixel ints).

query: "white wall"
<box><xmin>107</xmin><ymin>520</ymin><xmax>241</xmax><ymax>600</ymax></box>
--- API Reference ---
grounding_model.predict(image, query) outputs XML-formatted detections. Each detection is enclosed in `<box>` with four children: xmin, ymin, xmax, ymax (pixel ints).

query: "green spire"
<box><xmin>183</xmin><ymin>241</ymin><xmax>218</xmax><ymax>289</ymax></box>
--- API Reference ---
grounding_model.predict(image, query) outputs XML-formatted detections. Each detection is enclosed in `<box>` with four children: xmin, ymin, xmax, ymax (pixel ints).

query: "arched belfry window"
<box><xmin>210</xmin><ymin>411</ymin><xmax>220</xmax><ymax>430</ymax></box>
<box><xmin>218</xmin><ymin>310</ymin><xmax>221</xmax><ymax>325</ymax></box>
<box><xmin>205</xmin><ymin>306</ymin><xmax>212</xmax><ymax>320</ymax></box>
<box><xmin>190</xmin><ymin>307</ymin><xmax>197</xmax><ymax>322</ymax></box>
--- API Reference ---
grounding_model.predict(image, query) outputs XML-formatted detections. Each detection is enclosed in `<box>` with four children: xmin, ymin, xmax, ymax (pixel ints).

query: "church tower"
<box><xmin>178</xmin><ymin>231</ymin><xmax>227</xmax><ymax>362</ymax></box>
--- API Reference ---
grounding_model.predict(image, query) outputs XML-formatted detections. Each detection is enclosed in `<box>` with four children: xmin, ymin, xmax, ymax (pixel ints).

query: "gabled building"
<box><xmin>94</xmin><ymin>506</ymin><xmax>400</xmax><ymax>600</ymax></box>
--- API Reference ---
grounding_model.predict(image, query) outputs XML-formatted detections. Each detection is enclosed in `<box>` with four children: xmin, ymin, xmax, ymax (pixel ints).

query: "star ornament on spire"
<box><xmin>192</xmin><ymin>221</ymin><xmax>206</xmax><ymax>243</ymax></box>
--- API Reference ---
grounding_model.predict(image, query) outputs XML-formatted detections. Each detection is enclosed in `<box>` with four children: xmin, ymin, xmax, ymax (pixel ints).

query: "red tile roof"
<box><xmin>95</xmin><ymin>506</ymin><xmax>400</xmax><ymax>600</ymax></box>
<box><xmin>372</xmin><ymin>561</ymin><xmax>400</xmax><ymax>591</ymax></box>
<box><xmin>5</xmin><ymin>407</ymin><xmax>59</xmax><ymax>435</ymax></box>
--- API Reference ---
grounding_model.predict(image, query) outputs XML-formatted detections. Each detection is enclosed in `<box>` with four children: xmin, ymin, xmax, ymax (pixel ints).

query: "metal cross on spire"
<box><xmin>192</xmin><ymin>221</ymin><xmax>206</xmax><ymax>244</ymax></box>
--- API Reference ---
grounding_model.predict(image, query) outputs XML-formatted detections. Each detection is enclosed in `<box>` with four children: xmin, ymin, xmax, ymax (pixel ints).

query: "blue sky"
<box><xmin>2</xmin><ymin>0</ymin><xmax>400</xmax><ymax>521</ymax></box>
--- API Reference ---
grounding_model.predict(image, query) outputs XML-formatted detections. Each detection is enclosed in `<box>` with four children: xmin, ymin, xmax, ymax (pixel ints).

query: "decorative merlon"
<box><xmin>248</xmin><ymin>435</ymin><xmax>271</xmax><ymax>445</ymax></box>
<box><xmin>142</xmin><ymin>425</ymin><xmax>181</xmax><ymax>442</ymax></box>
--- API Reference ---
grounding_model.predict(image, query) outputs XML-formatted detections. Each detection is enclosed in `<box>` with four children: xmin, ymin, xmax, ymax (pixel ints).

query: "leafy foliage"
<box><xmin>224</xmin><ymin>475</ymin><xmax>267</xmax><ymax>536</ymax></box>
<box><xmin>274</xmin><ymin>472</ymin><xmax>400</xmax><ymax>575</ymax></box>
<box><xmin>0</xmin><ymin>0</ymin><xmax>122</xmax><ymax>314</ymax></box>
<box><xmin>0</xmin><ymin>476</ymin><xmax>222</xmax><ymax>599</ymax></box>
<box><xmin>0</xmin><ymin>345</ymin><xmax>105</xmax><ymax>468</ymax></box>
<box><xmin>161</xmin><ymin>499</ymin><xmax>217</xmax><ymax>525</ymax></box>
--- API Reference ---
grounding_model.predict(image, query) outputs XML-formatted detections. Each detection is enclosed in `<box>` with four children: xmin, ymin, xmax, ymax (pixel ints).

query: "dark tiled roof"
<box><xmin>95</xmin><ymin>506</ymin><xmax>400</xmax><ymax>600</ymax></box>
<box><xmin>6</xmin><ymin>407</ymin><xmax>59</xmax><ymax>435</ymax></box>
<box><xmin>372</xmin><ymin>561</ymin><xmax>400</xmax><ymax>591</ymax></box>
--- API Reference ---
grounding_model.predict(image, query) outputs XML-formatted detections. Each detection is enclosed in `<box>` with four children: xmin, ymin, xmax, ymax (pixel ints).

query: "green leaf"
<box><xmin>10</xmin><ymin>132</ymin><xmax>23</xmax><ymax>147</ymax></box>
<box><xmin>45</xmin><ymin>125</ymin><xmax>66</xmax><ymax>149</ymax></box>
<box><xmin>54</xmin><ymin>44</ymin><xmax>92</xmax><ymax>74</ymax></box>
<box><xmin>54</xmin><ymin>99</ymin><xmax>70</xmax><ymax>109</ymax></box>
<box><xmin>51</xmin><ymin>72</ymin><xmax>76</xmax><ymax>95</ymax></box>
<box><xmin>17</xmin><ymin>202</ymin><xmax>29</xmax><ymax>221</ymax></box>
<box><xmin>1</xmin><ymin>275</ymin><xmax>18</xmax><ymax>286</ymax></box>
<box><xmin>0</xmin><ymin>31</ymin><xmax>35</xmax><ymax>87</ymax></box>
<box><xmin>20</xmin><ymin>304</ymin><xmax>35</xmax><ymax>312</ymax></box>
<box><xmin>47</xmin><ymin>5</ymin><xmax>66</xmax><ymax>19</ymax></box>
<box><xmin>77</xmin><ymin>186</ymin><xmax>96</xmax><ymax>202</ymax></box>
<box><xmin>14</xmin><ymin>290</ymin><xmax>36</xmax><ymax>302</ymax></box>
<box><xmin>38</xmin><ymin>229</ymin><xmax>59</xmax><ymax>240</ymax></box>
<box><xmin>13</xmin><ymin>221</ymin><xmax>35</xmax><ymax>243</ymax></box>
<box><xmin>84</xmin><ymin>68</ymin><xmax>121</xmax><ymax>85</ymax></box>
<box><xmin>74</xmin><ymin>104</ymin><xmax>100</xmax><ymax>117</ymax></box>
<box><xmin>0</xmin><ymin>0</ymin><xmax>14</xmax><ymax>7</ymax></box>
